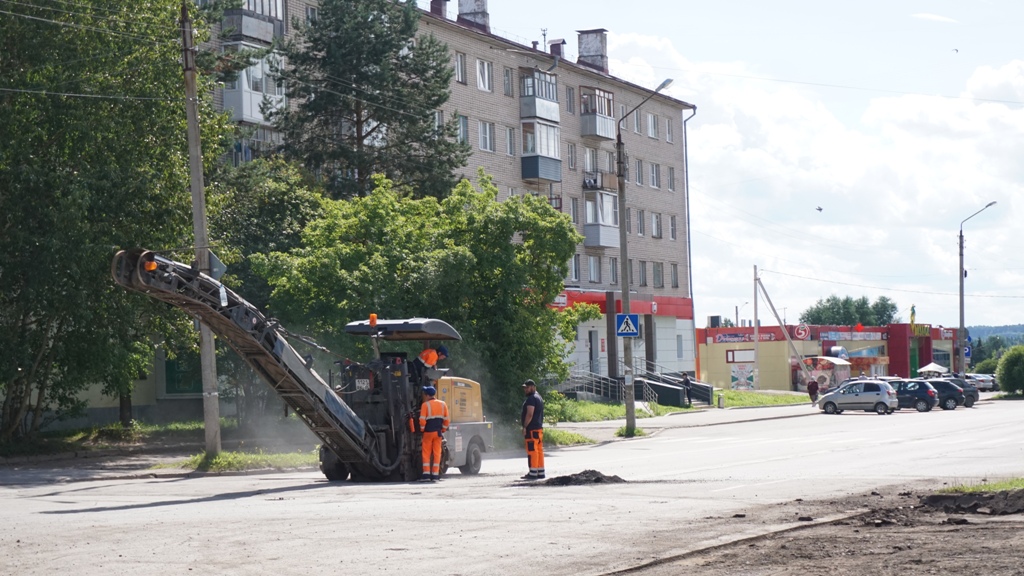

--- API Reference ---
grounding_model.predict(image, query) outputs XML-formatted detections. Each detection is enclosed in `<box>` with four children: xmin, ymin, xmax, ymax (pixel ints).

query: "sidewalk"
<box><xmin>549</xmin><ymin>402</ymin><xmax>819</xmax><ymax>444</ymax></box>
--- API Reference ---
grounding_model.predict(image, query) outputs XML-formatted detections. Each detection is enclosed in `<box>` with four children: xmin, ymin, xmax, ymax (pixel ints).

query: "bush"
<box><xmin>974</xmin><ymin>357</ymin><xmax>998</xmax><ymax>374</ymax></box>
<box><xmin>996</xmin><ymin>345</ymin><xmax>1024</xmax><ymax>395</ymax></box>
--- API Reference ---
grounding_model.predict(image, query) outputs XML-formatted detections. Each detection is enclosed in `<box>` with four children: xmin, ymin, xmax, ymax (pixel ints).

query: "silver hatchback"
<box><xmin>818</xmin><ymin>380</ymin><xmax>898</xmax><ymax>415</ymax></box>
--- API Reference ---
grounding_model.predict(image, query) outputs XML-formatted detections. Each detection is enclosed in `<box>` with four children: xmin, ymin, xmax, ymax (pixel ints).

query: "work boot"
<box><xmin>521</xmin><ymin>474</ymin><xmax>538</xmax><ymax>481</ymax></box>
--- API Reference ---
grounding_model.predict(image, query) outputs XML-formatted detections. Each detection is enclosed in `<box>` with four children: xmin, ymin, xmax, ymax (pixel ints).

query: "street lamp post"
<box><xmin>958</xmin><ymin>201</ymin><xmax>996</xmax><ymax>376</ymax></box>
<box><xmin>735</xmin><ymin>301</ymin><xmax>749</xmax><ymax>327</ymax></box>
<box><xmin>617</xmin><ymin>78</ymin><xmax>673</xmax><ymax>436</ymax></box>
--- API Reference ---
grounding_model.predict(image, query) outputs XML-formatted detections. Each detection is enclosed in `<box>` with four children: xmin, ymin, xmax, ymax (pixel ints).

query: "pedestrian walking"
<box><xmin>418</xmin><ymin>385</ymin><xmax>449</xmax><ymax>482</ymax></box>
<box><xmin>520</xmin><ymin>379</ymin><xmax>545</xmax><ymax>480</ymax></box>
<box><xmin>807</xmin><ymin>378</ymin><xmax>819</xmax><ymax>406</ymax></box>
<box><xmin>681</xmin><ymin>373</ymin><xmax>693</xmax><ymax>407</ymax></box>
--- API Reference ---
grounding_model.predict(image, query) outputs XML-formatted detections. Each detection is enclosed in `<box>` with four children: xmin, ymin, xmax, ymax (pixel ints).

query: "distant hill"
<box><xmin>968</xmin><ymin>325</ymin><xmax>1024</xmax><ymax>340</ymax></box>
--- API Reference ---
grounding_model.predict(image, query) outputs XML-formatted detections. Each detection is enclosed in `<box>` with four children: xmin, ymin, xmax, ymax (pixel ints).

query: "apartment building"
<box><xmin>206</xmin><ymin>0</ymin><xmax>698</xmax><ymax>380</ymax></box>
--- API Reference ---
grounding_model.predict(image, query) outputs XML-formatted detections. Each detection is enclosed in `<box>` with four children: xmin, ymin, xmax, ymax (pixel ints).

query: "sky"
<box><xmin>419</xmin><ymin>0</ymin><xmax>1024</xmax><ymax>330</ymax></box>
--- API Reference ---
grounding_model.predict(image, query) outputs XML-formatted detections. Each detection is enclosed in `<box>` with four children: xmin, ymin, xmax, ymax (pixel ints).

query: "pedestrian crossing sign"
<box><xmin>615</xmin><ymin>313</ymin><xmax>640</xmax><ymax>337</ymax></box>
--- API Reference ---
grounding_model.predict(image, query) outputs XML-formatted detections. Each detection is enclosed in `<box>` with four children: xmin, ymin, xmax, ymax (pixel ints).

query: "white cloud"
<box><xmin>912</xmin><ymin>13</ymin><xmax>960</xmax><ymax>24</ymax></box>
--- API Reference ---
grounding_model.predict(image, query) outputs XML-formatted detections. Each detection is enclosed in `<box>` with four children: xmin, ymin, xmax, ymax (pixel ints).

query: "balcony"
<box><xmin>521</xmin><ymin>155</ymin><xmax>562</xmax><ymax>184</ymax></box>
<box><xmin>222</xmin><ymin>9</ymin><xmax>284</xmax><ymax>44</ymax></box>
<box><xmin>520</xmin><ymin>69</ymin><xmax>560</xmax><ymax>123</ymax></box>
<box><xmin>583</xmin><ymin>223</ymin><xmax>620</xmax><ymax>249</ymax></box>
<box><xmin>582</xmin><ymin>170</ymin><xmax>616</xmax><ymax>191</ymax></box>
<box><xmin>580</xmin><ymin>113</ymin><xmax>615</xmax><ymax>140</ymax></box>
<box><xmin>580</xmin><ymin>87</ymin><xmax>616</xmax><ymax>140</ymax></box>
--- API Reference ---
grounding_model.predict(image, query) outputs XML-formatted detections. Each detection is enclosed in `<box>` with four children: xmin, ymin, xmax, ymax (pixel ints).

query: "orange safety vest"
<box><xmin>419</xmin><ymin>398</ymin><xmax>449</xmax><ymax>434</ymax></box>
<box><xmin>418</xmin><ymin>348</ymin><xmax>439</xmax><ymax>369</ymax></box>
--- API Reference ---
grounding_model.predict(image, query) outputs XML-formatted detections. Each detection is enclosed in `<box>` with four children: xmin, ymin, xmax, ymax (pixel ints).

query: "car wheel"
<box><xmin>874</xmin><ymin>403</ymin><xmax>888</xmax><ymax>415</ymax></box>
<box><xmin>941</xmin><ymin>398</ymin><xmax>958</xmax><ymax>410</ymax></box>
<box><xmin>914</xmin><ymin>399</ymin><xmax>929</xmax><ymax>412</ymax></box>
<box><xmin>823</xmin><ymin>402</ymin><xmax>838</xmax><ymax>415</ymax></box>
<box><xmin>964</xmin><ymin>396</ymin><xmax>976</xmax><ymax>408</ymax></box>
<box><xmin>458</xmin><ymin>442</ymin><xmax>483</xmax><ymax>475</ymax></box>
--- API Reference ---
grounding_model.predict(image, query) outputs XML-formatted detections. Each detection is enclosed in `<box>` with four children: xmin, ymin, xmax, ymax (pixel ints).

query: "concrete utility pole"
<box><xmin>181</xmin><ymin>2</ymin><xmax>221</xmax><ymax>455</ymax></box>
<box><xmin>958</xmin><ymin>201</ymin><xmax>996</xmax><ymax>377</ymax></box>
<box><xmin>753</xmin><ymin>265</ymin><xmax>759</xmax><ymax>389</ymax></box>
<box><xmin>617</xmin><ymin>78</ymin><xmax>673</xmax><ymax>437</ymax></box>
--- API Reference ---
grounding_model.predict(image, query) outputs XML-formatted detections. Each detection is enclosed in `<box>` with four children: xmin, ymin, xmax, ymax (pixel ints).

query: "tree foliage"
<box><xmin>0</xmin><ymin>1</ymin><xmax>232</xmax><ymax>440</ymax></box>
<box><xmin>253</xmin><ymin>173</ymin><xmax>595</xmax><ymax>418</ymax></box>
<box><xmin>798</xmin><ymin>295</ymin><xmax>900</xmax><ymax>326</ymax></box>
<box><xmin>272</xmin><ymin>0</ymin><xmax>470</xmax><ymax>199</ymax></box>
<box><xmin>995</xmin><ymin>345</ymin><xmax>1024</xmax><ymax>395</ymax></box>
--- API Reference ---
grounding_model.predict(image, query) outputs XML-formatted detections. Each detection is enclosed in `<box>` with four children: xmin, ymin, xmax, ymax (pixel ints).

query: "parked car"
<box><xmin>890</xmin><ymin>380</ymin><xmax>939</xmax><ymax>412</ymax></box>
<box><xmin>925</xmin><ymin>379</ymin><xmax>966</xmax><ymax>410</ymax></box>
<box><xmin>967</xmin><ymin>373</ymin><xmax>996</xmax><ymax>392</ymax></box>
<box><xmin>818</xmin><ymin>380</ymin><xmax>898</xmax><ymax>415</ymax></box>
<box><xmin>936</xmin><ymin>377</ymin><xmax>979</xmax><ymax>407</ymax></box>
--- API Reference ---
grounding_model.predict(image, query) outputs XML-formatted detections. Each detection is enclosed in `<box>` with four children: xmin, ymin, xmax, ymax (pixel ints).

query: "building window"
<box><xmin>653</xmin><ymin>262</ymin><xmax>664</xmax><ymax>288</ymax></box>
<box><xmin>637</xmin><ymin>209</ymin><xmax>645</xmax><ymax>236</ymax></box>
<box><xmin>434</xmin><ymin>110</ymin><xmax>443</xmax><ymax>132</ymax></box>
<box><xmin>477</xmin><ymin>59</ymin><xmax>493</xmax><ymax>92</ymax></box>
<box><xmin>666</xmin><ymin>118</ymin><xmax>674</xmax><ymax>143</ymax></box>
<box><xmin>478</xmin><ymin>121</ymin><xmax>495</xmax><ymax>152</ymax></box>
<box><xmin>677</xmin><ymin>334</ymin><xmax>683</xmax><ymax>358</ymax></box>
<box><xmin>604</xmin><ymin>150</ymin><xmax>615</xmax><ymax>173</ymax></box>
<box><xmin>610</xmin><ymin>257</ymin><xmax>618</xmax><ymax>284</ymax></box>
<box><xmin>457</xmin><ymin>115</ymin><xmax>468</xmax><ymax>144</ymax></box>
<box><xmin>625</xmin><ymin>208</ymin><xmax>631</xmax><ymax>233</ymax></box>
<box><xmin>521</xmin><ymin>121</ymin><xmax>560</xmax><ymax>158</ymax></box>
<box><xmin>633</xmin><ymin>108</ymin><xmax>641</xmax><ymax>133</ymax></box>
<box><xmin>566</xmin><ymin>86</ymin><xmax>575</xmax><ymax>114</ymax></box>
<box><xmin>503</xmin><ymin>67</ymin><xmax>514</xmax><ymax>96</ymax></box>
<box><xmin>585</xmin><ymin>191</ymin><xmax>617</xmax><ymax>225</ymax></box>
<box><xmin>567</xmin><ymin>143</ymin><xmax>576</xmax><ymax>170</ymax></box>
<box><xmin>243</xmin><ymin>0</ymin><xmax>282</xmax><ymax>18</ymax></box>
<box><xmin>650</xmin><ymin>163</ymin><xmax>661</xmax><ymax>188</ymax></box>
<box><xmin>638</xmin><ymin>260</ymin><xmax>648</xmax><ymax>286</ymax></box>
<box><xmin>647</xmin><ymin>113</ymin><xmax>659</xmax><ymax>138</ymax></box>
<box><xmin>619</xmin><ymin>104</ymin><xmax>625</xmax><ymax>122</ymax></box>
<box><xmin>583</xmin><ymin>147</ymin><xmax>597</xmax><ymax>173</ymax></box>
<box><xmin>670</xmin><ymin>215</ymin><xmax>677</xmax><ymax>240</ymax></box>
<box><xmin>570</xmin><ymin>197</ymin><xmax>579</xmax><ymax>224</ymax></box>
<box><xmin>588</xmin><ymin>255</ymin><xmax>601</xmax><ymax>283</ymax></box>
<box><xmin>305</xmin><ymin>6</ymin><xmax>318</xmax><ymax>22</ymax></box>
<box><xmin>506</xmin><ymin>127</ymin><xmax>516</xmax><ymax>156</ymax></box>
<box><xmin>652</xmin><ymin>213</ymin><xmax>662</xmax><ymax>238</ymax></box>
<box><xmin>635</xmin><ymin>159</ymin><xmax>643</xmax><ymax>185</ymax></box>
<box><xmin>571</xmin><ymin>254</ymin><xmax>580</xmax><ymax>282</ymax></box>
<box><xmin>671</xmin><ymin>263</ymin><xmax>679</xmax><ymax>288</ymax></box>
<box><xmin>454</xmin><ymin>52</ymin><xmax>467</xmax><ymax>84</ymax></box>
<box><xmin>628</xmin><ymin>258</ymin><xmax>634</xmax><ymax>285</ymax></box>
<box><xmin>581</xmin><ymin>87</ymin><xmax>614</xmax><ymax>116</ymax></box>
<box><xmin>520</xmin><ymin>70</ymin><xmax>558</xmax><ymax>102</ymax></box>
<box><xmin>668</xmin><ymin>166</ymin><xmax>675</xmax><ymax>191</ymax></box>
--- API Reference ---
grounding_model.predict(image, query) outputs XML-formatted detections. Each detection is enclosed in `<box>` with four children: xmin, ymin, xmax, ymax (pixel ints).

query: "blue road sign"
<box><xmin>615</xmin><ymin>313</ymin><xmax>640</xmax><ymax>337</ymax></box>
<box><xmin>964</xmin><ymin>345</ymin><xmax>972</xmax><ymax>358</ymax></box>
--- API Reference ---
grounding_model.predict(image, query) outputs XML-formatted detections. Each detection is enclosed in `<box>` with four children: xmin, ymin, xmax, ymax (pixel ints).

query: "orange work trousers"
<box><xmin>525</xmin><ymin>429</ymin><xmax>545</xmax><ymax>477</ymax></box>
<box><xmin>422</xmin><ymin>431</ymin><xmax>443</xmax><ymax>479</ymax></box>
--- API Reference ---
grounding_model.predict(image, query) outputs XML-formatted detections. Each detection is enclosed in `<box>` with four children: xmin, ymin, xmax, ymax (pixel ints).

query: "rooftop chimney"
<box><xmin>457</xmin><ymin>0</ymin><xmax>490</xmax><ymax>33</ymax></box>
<box><xmin>429</xmin><ymin>0</ymin><xmax>447</xmax><ymax>17</ymax></box>
<box><xmin>548</xmin><ymin>38</ymin><xmax>566</xmax><ymax>58</ymax></box>
<box><xmin>576</xmin><ymin>29</ymin><xmax>608</xmax><ymax>74</ymax></box>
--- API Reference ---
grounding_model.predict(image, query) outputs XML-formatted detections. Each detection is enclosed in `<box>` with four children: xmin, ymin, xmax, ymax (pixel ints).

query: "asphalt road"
<box><xmin>2</xmin><ymin>396</ymin><xmax>1021</xmax><ymax>576</ymax></box>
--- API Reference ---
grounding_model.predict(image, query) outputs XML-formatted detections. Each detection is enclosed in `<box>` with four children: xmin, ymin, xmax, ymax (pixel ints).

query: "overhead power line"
<box><xmin>762</xmin><ymin>269</ymin><xmax>1024</xmax><ymax>299</ymax></box>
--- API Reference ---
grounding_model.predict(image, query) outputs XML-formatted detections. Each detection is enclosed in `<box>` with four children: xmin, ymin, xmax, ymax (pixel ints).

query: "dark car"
<box><xmin>937</xmin><ymin>377</ymin><xmax>979</xmax><ymax>407</ymax></box>
<box><xmin>891</xmin><ymin>380</ymin><xmax>939</xmax><ymax>412</ymax></box>
<box><xmin>926</xmin><ymin>379</ymin><xmax>966</xmax><ymax>410</ymax></box>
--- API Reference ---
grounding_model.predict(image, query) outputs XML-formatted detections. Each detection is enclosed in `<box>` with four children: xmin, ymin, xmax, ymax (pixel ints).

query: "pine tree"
<box><xmin>272</xmin><ymin>0</ymin><xmax>469</xmax><ymax>199</ymax></box>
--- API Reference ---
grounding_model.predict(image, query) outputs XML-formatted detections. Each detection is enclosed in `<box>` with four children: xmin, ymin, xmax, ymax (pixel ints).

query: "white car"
<box><xmin>967</xmin><ymin>373</ymin><xmax>996</xmax><ymax>391</ymax></box>
<box><xmin>818</xmin><ymin>380</ymin><xmax>899</xmax><ymax>415</ymax></box>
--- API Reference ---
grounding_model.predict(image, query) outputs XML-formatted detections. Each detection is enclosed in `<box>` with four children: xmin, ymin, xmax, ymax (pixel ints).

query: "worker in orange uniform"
<box><xmin>412</xmin><ymin>345</ymin><xmax>448</xmax><ymax>386</ymax></box>
<box><xmin>520</xmin><ymin>379</ymin><xmax>545</xmax><ymax>480</ymax></box>
<box><xmin>418</xmin><ymin>385</ymin><xmax>449</xmax><ymax>482</ymax></box>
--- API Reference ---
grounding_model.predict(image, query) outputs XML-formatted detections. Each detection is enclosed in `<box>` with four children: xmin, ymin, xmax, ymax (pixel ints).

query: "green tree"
<box><xmin>0</xmin><ymin>1</ymin><xmax>232</xmax><ymax>440</ymax></box>
<box><xmin>799</xmin><ymin>295</ymin><xmax>900</xmax><ymax>326</ymax></box>
<box><xmin>271</xmin><ymin>0</ymin><xmax>470</xmax><ymax>199</ymax></box>
<box><xmin>995</xmin><ymin>345</ymin><xmax>1024</xmax><ymax>395</ymax></box>
<box><xmin>973</xmin><ymin>357</ymin><xmax>998</xmax><ymax>374</ymax></box>
<box><xmin>253</xmin><ymin>173</ymin><xmax>595</xmax><ymax>418</ymax></box>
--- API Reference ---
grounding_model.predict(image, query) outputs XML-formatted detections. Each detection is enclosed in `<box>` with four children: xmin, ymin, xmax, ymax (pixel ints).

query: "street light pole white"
<box><xmin>958</xmin><ymin>201</ymin><xmax>996</xmax><ymax>376</ymax></box>
<box><xmin>617</xmin><ymin>78</ymin><xmax>673</xmax><ymax>437</ymax></box>
<box><xmin>735</xmin><ymin>301</ymin><xmax>748</xmax><ymax>326</ymax></box>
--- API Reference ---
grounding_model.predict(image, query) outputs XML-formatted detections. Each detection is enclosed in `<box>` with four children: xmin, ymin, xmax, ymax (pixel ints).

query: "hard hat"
<box><xmin>436</xmin><ymin>345</ymin><xmax>449</xmax><ymax>358</ymax></box>
<box><xmin>423</xmin><ymin>386</ymin><xmax>437</xmax><ymax>396</ymax></box>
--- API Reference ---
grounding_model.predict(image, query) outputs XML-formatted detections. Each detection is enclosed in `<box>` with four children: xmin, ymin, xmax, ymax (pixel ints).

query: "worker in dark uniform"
<box><xmin>418</xmin><ymin>385</ymin><xmax>449</xmax><ymax>482</ymax></box>
<box><xmin>412</xmin><ymin>345</ymin><xmax>448</xmax><ymax>386</ymax></box>
<box><xmin>520</xmin><ymin>379</ymin><xmax>545</xmax><ymax>480</ymax></box>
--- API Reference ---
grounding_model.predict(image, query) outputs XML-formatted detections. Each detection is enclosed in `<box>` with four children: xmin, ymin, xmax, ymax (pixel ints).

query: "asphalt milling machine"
<box><xmin>111</xmin><ymin>248</ymin><xmax>493</xmax><ymax>482</ymax></box>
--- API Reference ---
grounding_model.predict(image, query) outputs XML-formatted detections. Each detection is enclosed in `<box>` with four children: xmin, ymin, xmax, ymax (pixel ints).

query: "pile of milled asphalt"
<box><xmin>542</xmin><ymin>469</ymin><xmax>626</xmax><ymax>486</ymax></box>
<box><xmin>921</xmin><ymin>489</ymin><xmax>1024</xmax><ymax>515</ymax></box>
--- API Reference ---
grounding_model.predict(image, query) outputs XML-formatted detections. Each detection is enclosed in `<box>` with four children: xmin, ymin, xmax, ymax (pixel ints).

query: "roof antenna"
<box><xmin>541</xmin><ymin>28</ymin><xmax>547</xmax><ymax>47</ymax></box>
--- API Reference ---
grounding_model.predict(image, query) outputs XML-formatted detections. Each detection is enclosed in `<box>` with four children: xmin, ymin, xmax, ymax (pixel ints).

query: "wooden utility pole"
<box><xmin>181</xmin><ymin>2</ymin><xmax>221</xmax><ymax>455</ymax></box>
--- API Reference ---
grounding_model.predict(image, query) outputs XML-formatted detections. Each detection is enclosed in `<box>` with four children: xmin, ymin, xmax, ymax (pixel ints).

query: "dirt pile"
<box><xmin>920</xmin><ymin>488</ymin><xmax>1024</xmax><ymax>515</ymax></box>
<box><xmin>542</xmin><ymin>469</ymin><xmax>626</xmax><ymax>486</ymax></box>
